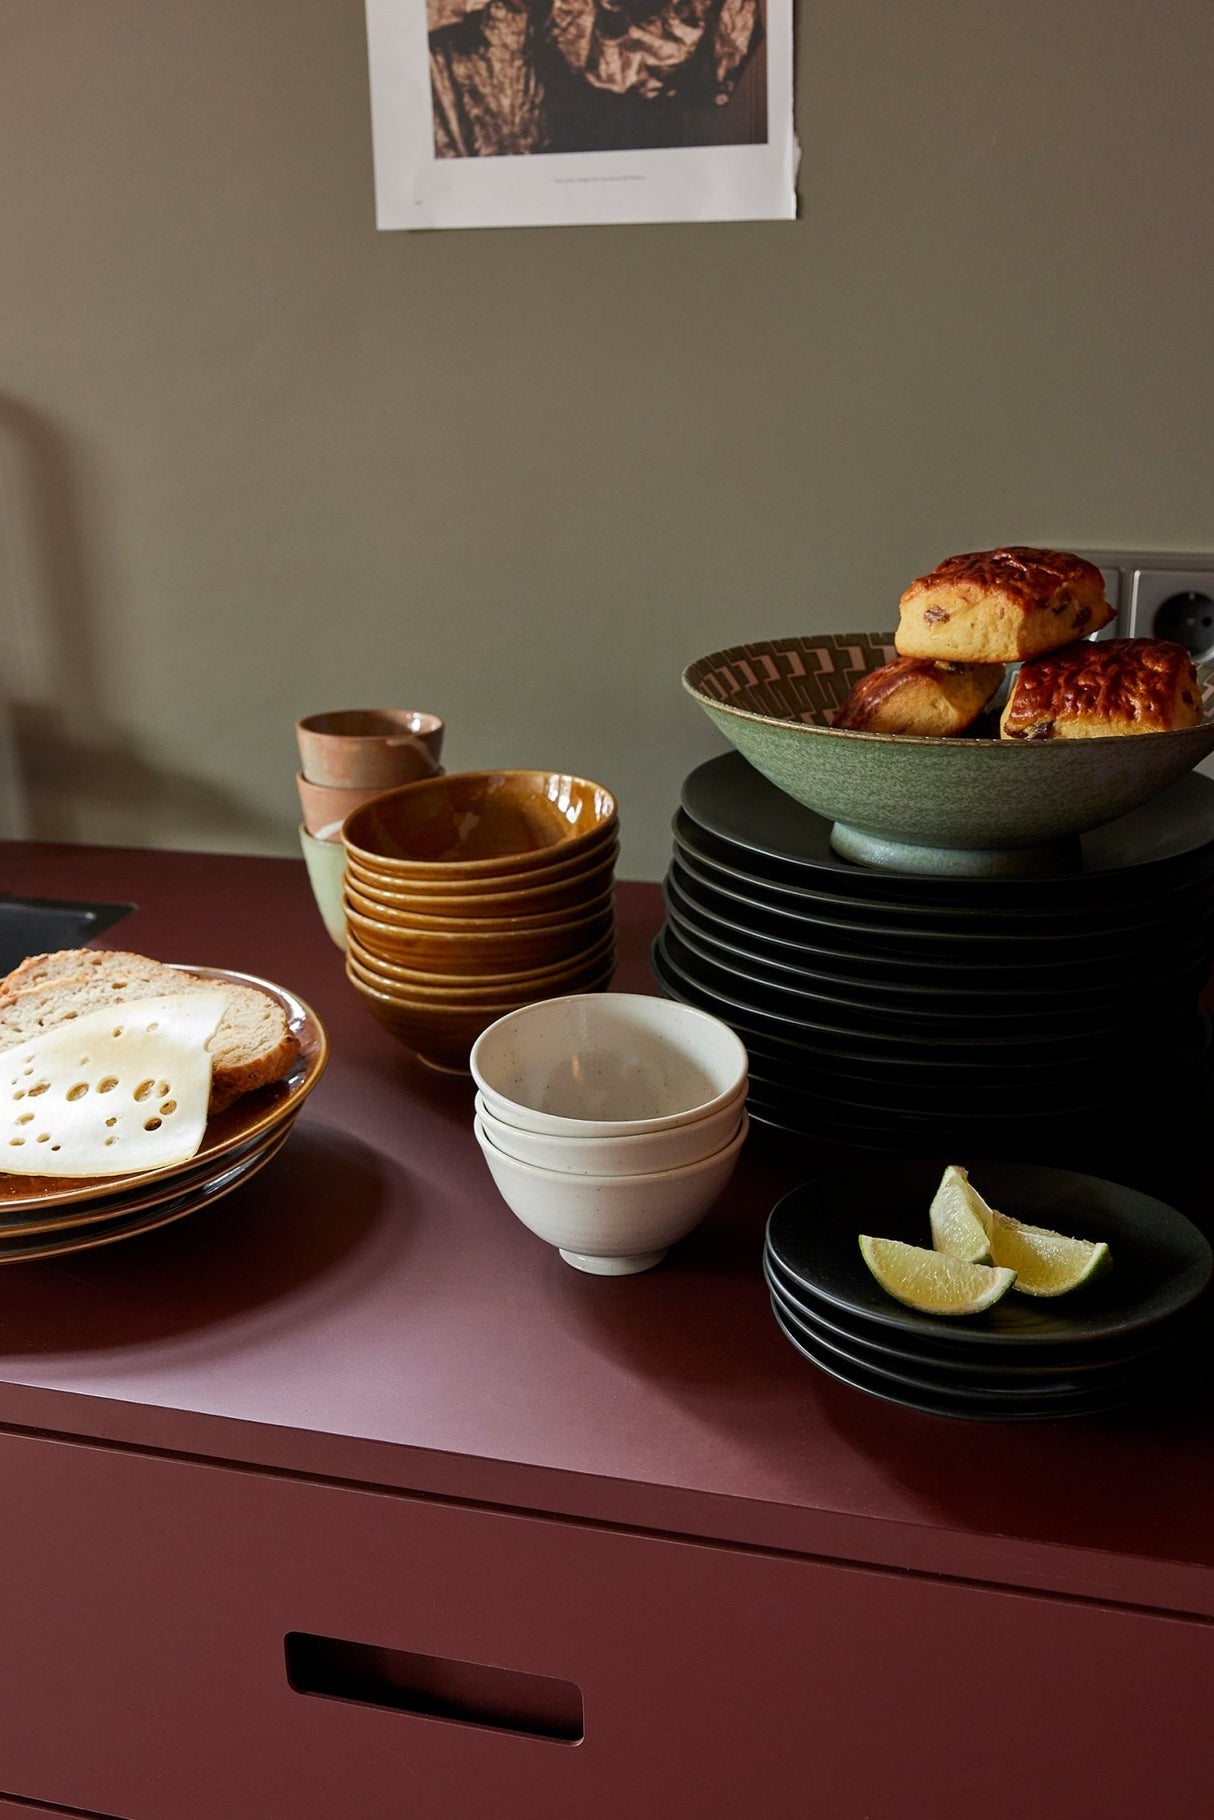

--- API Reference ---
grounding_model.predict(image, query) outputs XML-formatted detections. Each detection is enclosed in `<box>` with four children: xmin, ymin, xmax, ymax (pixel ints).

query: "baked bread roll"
<box><xmin>832</xmin><ymin>656</ymin><xmax>1005</xmax><ymax>736</ymax></box>
<box><xmin>1000</xmin><ymin>638</ymin><xmax>1203</xmax><ymax>740</ymax></box>
<box><xmin>895</xmin><ymin>547</ymin><xmax>1115</xmax><ymax>663</ymax></box>
<box><xmin>0</xmin><ymin>950</ymin><xmax>300</xmax><ymax>1113</ymax></box>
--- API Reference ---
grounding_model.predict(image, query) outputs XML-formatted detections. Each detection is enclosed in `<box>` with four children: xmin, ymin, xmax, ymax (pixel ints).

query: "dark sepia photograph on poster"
<box><xmin>365</xmin><ymin>0</ymin><xmax>796</xmax><ymax>229</ymax></box>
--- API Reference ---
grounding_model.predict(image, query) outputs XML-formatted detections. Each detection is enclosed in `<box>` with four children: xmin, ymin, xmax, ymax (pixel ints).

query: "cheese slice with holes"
<box><xmin>0</xmin><ymin>992</ymin><xmax>228</xmax><ymax>1177</ymax></box>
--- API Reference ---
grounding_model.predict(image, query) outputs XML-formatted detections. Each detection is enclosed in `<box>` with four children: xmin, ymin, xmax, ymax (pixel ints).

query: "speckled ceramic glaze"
<box><xmin>683</xmin><ymin>633</ymin><xmax>1214</xmax><ymax>876</ymax></box>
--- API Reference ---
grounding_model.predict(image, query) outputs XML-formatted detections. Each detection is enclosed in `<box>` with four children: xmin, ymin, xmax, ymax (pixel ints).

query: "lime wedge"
<box><xmin>859</xmin><ymin>1234</ymin><xmax>1017</xmax><ymax>1316</ymax></box>
<box><xmin>928</xmin><ymin>1165</ymin><xmax>993</xmax><ymax>1264</ymax></box>
<box><xmin>984</xmin><ymin>1211</ymin><xmax>1111</xmax><ymax>1297</ymax></box>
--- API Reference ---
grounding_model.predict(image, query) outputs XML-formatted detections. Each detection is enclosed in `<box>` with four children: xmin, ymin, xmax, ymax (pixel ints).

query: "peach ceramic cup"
<box><xmin>296</xmin><ymin>710</ymin><xmax>444</xmax><ymax>791</ymax></box>
<box><xmin>342</xmin><ymin>771</ymin><xmax>617</xmax><ymax>880</ymax></box>
<box><xmin>297</xmin><ymin>773</ymin><xmax>395</xmax><ymax>842</ymax></box>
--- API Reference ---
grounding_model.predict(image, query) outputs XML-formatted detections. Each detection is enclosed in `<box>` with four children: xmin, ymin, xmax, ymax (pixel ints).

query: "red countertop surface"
<box><xmin>0</xmin><ymin>841</ymin><xmax>1212</xmax><ymax>1617</ymax></box>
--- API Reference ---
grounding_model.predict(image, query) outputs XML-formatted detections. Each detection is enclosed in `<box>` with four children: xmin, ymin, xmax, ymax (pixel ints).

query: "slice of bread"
<box><xmin>0</xmin><ymin>950</ymin><xmax>300</xmax><ymax>1114</ymax></box>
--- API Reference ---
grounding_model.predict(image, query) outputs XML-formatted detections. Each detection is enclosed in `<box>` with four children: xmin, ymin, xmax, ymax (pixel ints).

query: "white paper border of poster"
<box><xmin>365</xmin><ymin>0</ymin><xmax>797</xmax><ymax>230</ymax></box>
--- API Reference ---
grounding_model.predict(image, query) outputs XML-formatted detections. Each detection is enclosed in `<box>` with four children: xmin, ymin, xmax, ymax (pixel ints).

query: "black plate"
<box><xmin>664</xmin><ymin>878</ymin><xmax>1212</xmax><ymax>1012</ymax></box>
<box><xmin>763</xmin><ymin>1252</ymin><xmax>1178</xmax><ymax>1381</ymax></box>
<box><xmin>765</xmin><ymin>1157</ymin><xmax>1213</xmax><ymax>1351</ymax></box>
<box><xmin>671</xmin><ymin>844</ymin><xmax>1214</xmax><ymax>953</ymax></box>
<box><xmin>649</xmin><ymin>936</ymin><xmax>1213</xmax><ymax>1088</ymax></box>
<box><xmin>682</xmin><ymin>752</ymin><xmax>1214</xmax><ymax>904</ymax></box>
<box><xmin>665</xmin><ymin>860</ymin><xmax>1214</xmax><ymax>986</ymax></box>
<box><xmin>768</xmin><ymin>1296</ymin><xmax>1165</xmax><ymax>1422</ymax></box>
<box><xmin>765</xmin><ymin>1271</ymin><xmax>1168</xmax><ymax>1401</ymax></box>
<box><xmin>661</xmin><ymin>908</ymin><xmax>1208</xmax><ymax>1035</ymax></box>
<box><xmin>653</xmin><ymin>926</ymin><xmax>1203</xmax><ymax>1061</ymax></box>
<box><xmin>674</xmin><ymin>816</ymin><xmax>1214</xmax><ymax>932</ymax></box>
<box><xmin>663</xmin><ymin>865</ymin><xmax>1214</xmax><ymax>997</ymax></box>
<box><xmin>745</xmin><ymin>1062</ymin><xmax>1118</xmax><ymax>1124</ymax></box>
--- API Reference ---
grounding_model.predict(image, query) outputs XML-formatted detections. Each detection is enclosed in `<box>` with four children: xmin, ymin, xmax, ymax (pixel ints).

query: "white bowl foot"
<box><xmin>558</xmin><ymin>1248</ymin><xmax>667</xmax><ymax>1275</ymax></box>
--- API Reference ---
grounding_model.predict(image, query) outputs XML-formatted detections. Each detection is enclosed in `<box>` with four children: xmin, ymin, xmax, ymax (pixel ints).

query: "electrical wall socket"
<box><xmin>1078</xmin><ymin>551</ymin><xmax>1214</xmax><ymax>654</ymax></box>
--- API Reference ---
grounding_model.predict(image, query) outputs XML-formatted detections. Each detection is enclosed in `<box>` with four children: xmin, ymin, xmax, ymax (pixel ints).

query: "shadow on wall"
<box><xmin>0</xmin><ymin>393</ymin><xmax>283</xmax><ymax>850</ymax></box>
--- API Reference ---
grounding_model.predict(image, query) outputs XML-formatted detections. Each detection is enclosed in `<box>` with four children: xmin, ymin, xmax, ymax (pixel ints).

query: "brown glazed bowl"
<box><xmin>345</xmin><ymin>833</ymin><xmax>620</xmax><ymax>898</ymax></box>
<box><xmin>343</xmin><ymin>898</ymin><xmax>616</xmax><ymax>974</ymax></box>
<box><xmin>342</xmin><ymin>771</ymin><xmax>618</xmax><ymax>879</ymax></box>
<box><xmin>346</xmin><ymin>926</ymin><xmax>617</xmax><ymax>997</ymax></box>
<box><xmin>342</xmin><ymin>879</ymin><xmax>616</xmax><ymax>936</ymax></box>
<box><xmin>342</xmin><ymin>845</ymin><xmax>619</xmax><ymax>918</ymax></box>
<box><xmin>296</xmin><ymin>709</ymin><xmax>444</xmax><ymax>790</ymax></box>
<box><xmin>346</xmin><ymin>964</ymin><xmax>616</xmax><ymax>1073</ymax></box>
<box><xmin>345</xmin><ymin>942</ymin><xmax>616</xmax><ymax>1007</ymax></box>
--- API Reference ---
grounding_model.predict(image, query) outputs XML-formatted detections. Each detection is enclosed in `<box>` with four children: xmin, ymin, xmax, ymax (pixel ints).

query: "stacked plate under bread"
<box><xmin>0</xmin><ymin>954</ymin><xmax>326</xmax><ymax>1263</ymax></box>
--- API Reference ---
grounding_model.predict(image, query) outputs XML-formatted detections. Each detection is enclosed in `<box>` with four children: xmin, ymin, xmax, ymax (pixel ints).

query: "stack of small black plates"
<box><xmin>764</xmin><ymin>1159</ymin><xmax>1213</xmax><ymax>1420</ymax></box>
<box><xmin>651</xmin><ymin>752</ymin><xmax>1214</xmax><ymax>1155</ymax></box>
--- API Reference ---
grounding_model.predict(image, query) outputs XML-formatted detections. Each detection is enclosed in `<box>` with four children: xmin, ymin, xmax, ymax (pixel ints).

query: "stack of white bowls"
<box><xmin>470</xmin><ymin>993</ymin><xmax>749</xmax><ymax>1275</ymax></box>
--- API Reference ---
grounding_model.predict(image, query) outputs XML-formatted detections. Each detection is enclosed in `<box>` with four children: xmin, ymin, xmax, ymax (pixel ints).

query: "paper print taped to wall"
<box><xmin>364</xmin><ymin>0</ymin><xmax>796</xmax><ymax>228</ymax></box>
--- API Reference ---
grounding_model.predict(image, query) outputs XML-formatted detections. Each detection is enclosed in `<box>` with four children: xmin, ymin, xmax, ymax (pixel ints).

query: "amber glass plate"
<box><xmin>0</xmin><ymin>1120</ymin><xmax>296</xmax><ymax>1263</ymax></box>
<box><xmin>0</xmin><ymin>967</ymin><xmax>327</xmax><ymax>1217</ymax></box>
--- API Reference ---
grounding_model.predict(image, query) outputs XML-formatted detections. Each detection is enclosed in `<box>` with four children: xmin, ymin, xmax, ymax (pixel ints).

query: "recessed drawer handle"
<box><xmin>284</xmin><ymin>1631</ymin><xmax>584</xmax><ymax>1743</ymax></box>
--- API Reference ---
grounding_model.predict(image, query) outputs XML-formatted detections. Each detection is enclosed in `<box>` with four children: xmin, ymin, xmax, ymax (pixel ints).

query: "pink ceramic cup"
<box><xmin>296</xmin><ymin>710</ymin><xmax>444</xmax><ymax>791</ymax></box>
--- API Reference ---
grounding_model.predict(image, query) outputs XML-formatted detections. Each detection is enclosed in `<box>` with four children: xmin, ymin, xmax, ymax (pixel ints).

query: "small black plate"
<box><xmin>768</xmin><ymin>1297</ymin><xmax>1165</xmax><ymax>1422</ymax></box>
<box><xmin>765</xmin><ymin>1157</ymin><xmax>1213</xmax><ymax>1350</ymax></box>
<box><xmin>763</xmin><ymin>1252</ymin><xmax>1178</xmax><ymax>1381</ymax></box>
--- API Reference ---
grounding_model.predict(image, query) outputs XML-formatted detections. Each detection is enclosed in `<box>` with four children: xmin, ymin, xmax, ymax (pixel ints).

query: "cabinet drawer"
<box><xmin>0</xmin><ymin>1432</ymin><xmax>1210</xmax><ymax>1820</ymax></box>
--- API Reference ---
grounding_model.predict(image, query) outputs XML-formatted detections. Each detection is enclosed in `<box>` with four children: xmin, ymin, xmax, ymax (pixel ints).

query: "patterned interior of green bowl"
<box><xmin>683</xmin><ymin>633</ymin><xmax>1214</xmax><ymax>736</ymax></box>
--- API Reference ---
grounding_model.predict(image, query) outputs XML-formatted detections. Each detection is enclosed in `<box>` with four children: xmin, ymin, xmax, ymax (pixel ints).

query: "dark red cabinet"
<box><xmin>0</xmin><ymin>845</ymin><xmax>1211</xmax><ymax>1819</ymax></box>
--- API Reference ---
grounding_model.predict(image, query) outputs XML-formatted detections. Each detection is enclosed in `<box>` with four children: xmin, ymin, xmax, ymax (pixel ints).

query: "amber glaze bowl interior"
<box><xmin>342</xmin><ymin>771</ymin><xmax>618</xmax><ymax>877</ymax></box>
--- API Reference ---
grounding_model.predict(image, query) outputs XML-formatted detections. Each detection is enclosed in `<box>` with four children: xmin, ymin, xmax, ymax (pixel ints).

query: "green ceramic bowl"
<box><xmin>682</xmin><ymin>633</ymin><xmax>1214</xmax><ymax>877</ymax></box>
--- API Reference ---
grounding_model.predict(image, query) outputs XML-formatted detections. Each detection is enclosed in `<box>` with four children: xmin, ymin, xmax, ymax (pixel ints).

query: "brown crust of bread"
<box><xmin>832</xmin><ymin>657</ymin><xmax>1005</xmax><ymax>736</ymax></box>
<box><xmin>1000</xmin><ymin>638</ymin><xmax>1203</xmax><ymax>740</ymax></box>
<box><xmin>0</xmin><ymin>951</ymin><xmax>300</xmax><ymax>1112</ymax></box>
<box><xmin>895</xmin><ymin>546</ymin><xmax>1115</xmax><ymax>663</ymax></box>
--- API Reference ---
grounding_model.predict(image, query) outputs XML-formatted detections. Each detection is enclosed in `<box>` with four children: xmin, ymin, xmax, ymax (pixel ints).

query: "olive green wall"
<box><xmin>1</xmin><ymin>0</ymin><xmax>1211</xmax><ymax>877</ymax></box>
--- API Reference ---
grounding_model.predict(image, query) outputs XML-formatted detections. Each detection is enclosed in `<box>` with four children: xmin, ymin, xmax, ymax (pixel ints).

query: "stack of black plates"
<box><xmin>651</xmin><ymin>753</ymin><xmax>1214</xmax><ymax>1154</ymax></box>
<box><xmin>764</xmin><ymin>1159</ymin><xmax>1213</xmax><ymax>1420</ymax></box>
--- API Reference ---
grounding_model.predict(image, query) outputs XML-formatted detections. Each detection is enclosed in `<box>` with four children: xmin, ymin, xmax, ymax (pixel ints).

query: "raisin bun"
<box><xmin>832</xmin><ymin>656</ymin><xmax>1005</xmax><ymax>737</ymax></box>
<box><xmin>895</xmin><ymin>547</ymin><xmax>1115</xmax><ymax>663</ymax></box>
<box><xmin>1000</xmin><ymin>638</ymin><xmax>1204</xmax><ymax>741</ymax></box>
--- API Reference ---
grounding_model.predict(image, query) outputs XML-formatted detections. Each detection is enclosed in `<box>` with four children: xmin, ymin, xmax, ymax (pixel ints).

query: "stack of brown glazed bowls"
<box><xmin>342</xmin><ymin>770</ymin><xmax>619</xmax><ymax>1071</ymax></box>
